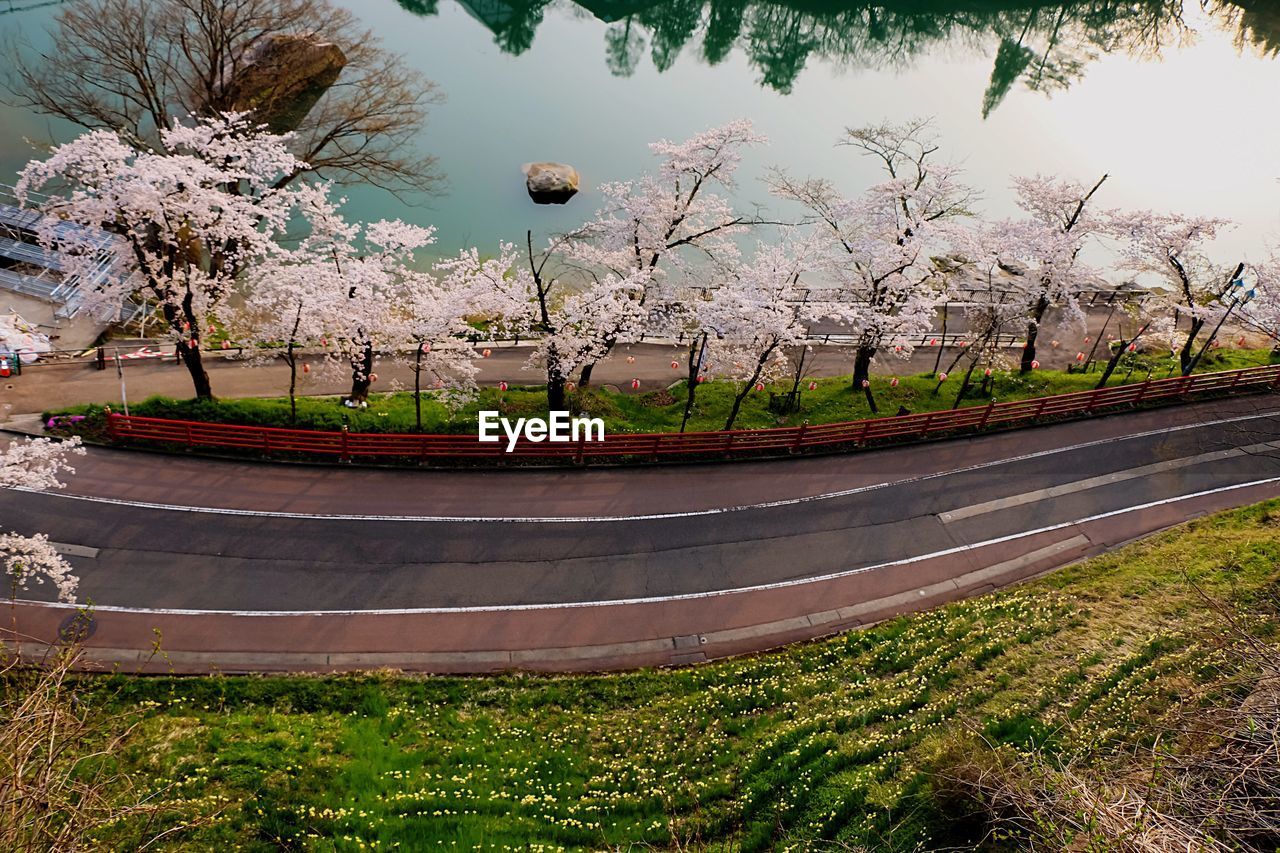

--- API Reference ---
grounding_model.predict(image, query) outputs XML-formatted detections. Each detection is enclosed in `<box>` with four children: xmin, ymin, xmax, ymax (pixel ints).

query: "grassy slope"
<box><xmin>53</xmin><ymin>348</ymin><xmax>1275</xmax><ymax>436</ymax></box>
<box><xmin>61</xmin><ymin>498</ymin><xmax>1280</xmax><ymax>851</ymax></box>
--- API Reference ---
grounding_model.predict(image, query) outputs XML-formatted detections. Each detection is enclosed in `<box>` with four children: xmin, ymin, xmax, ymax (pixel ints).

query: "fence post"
<box><xmin>723</xmin><ymin>432</ymin><xmax>735</xmax><ymax>458</ymax></box>
<box><xmin>919</xmin><ymin>413</ymin><xmax>936</xmax><ymax>437</ymax></box>
<box><xmin>185</xmin><ymin>422</ymin><xmax>193</xmax><ymax>450</ymax></box>
<box><xmin>858</xmin><ymin>419</ymin><xmax>872</xmax><ymax>446</ymax></box>
<box><xmin>792</xmin><ymin>422</ymin><xmax>807</xmax><ymax>453</ymax></box>
<box><xmin>649</xmin><ymin>434</ymin><xmax>661</xmax><ymax>463</ymax></box>
<box><xmin>1032</xmin><ymin>398</ymin><xmax>1049</xmax><ymax>421</ymax></box>
<box><xmin>1228</xmin><ymin>369</ymin><xmax>1244</xmax><ymax>391</ymax></box>
<box><xmin>104</xmin><ymin>407</ymin><xmax>117</xmax><ymax>441</ymax></box>
<box><xmin>978</xmin><ymin>398</ymin><xmax>996</xmax><ymax>430</ymax></box>
<box><xmin>340</xmin><ymin>425</ymin><xmax>350</xmax><ymax>463</ymax></box>
<box><xmin>1134</xmin><ymin>378</ymin><xmax>1151</xmax><ymax>405</ymax></box>
<box><xmin>1084</xmin><ymin>388</ymin><xmax>1101</xmax><ymax>414</ymax></box>
<box><xmin>575</xmin><ymin>434</ymin><xmax>587</xmax><ymax>465</ymax></box>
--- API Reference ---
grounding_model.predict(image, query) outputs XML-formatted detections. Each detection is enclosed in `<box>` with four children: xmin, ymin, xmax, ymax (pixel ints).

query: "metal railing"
<box><xmin>99</xmin><ymin>364</ymin><xmax>1280</xmax><ymax>465</ymax></box>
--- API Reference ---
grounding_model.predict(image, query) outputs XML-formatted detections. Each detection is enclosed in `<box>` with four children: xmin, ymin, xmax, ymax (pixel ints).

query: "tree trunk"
<box><xmin>679</xmin><ymin>334</ymin><xmax>707</xmax><ymax>433</ymax></box>
<box><xmin>1179</xmin><ymin>317</ymin><xmax>1205</xmax><ymax>376</ymax></box>
<box><xmin>932</xmin><ymin>303</ymin><xmax>948</xmax><ymax>375</ymax></box>
<box><xmin>1096</xmin><ymin>322</ymin><xmax>1151</xmax><ymax>389</ymax></box>
<box><xmin>286</xmin><ymin>348</ymin><xmax>298</xmax><ymax>424</ymax></box>
<box><xmin>347</xmin><ymin>340</ymin><xmax>374</xmax><ymax>404</ymax></box>
<box><xmin>724</xmin><ymin>346</ymin><xmax>776</xmax><ymax>431</ymax></box>
<box><xmin>953</xmin><ymin>358</ymin><xmax>979</xmax><ymax>409</ymax></box>
<box><xmin>1019</xmin><ymin>295</ymin><xmax>1050</xmax><ymax>374</ymax></box>
<box><xmin>414</xmin><ymin>342</ymin><xmax>423</xmax><ymax>432</ymax></box>
<box><xmin>286</xmin><ymin>305</ymin><xmax>302</xmax><ymax>424</ymax></box>
<box><xmin>179</xmin><ymin>342</ymin><xmax>213</xmax><ymax>400</ymax></box>
<box><xmin>547</xmin><ymin>370</ymin><xmax>567</xmax><ymax>411</ymax></box>
<box><xmin>851</xmin><ymin>346</ymin><xmax>877</xmax><ymax>413</ymax></box>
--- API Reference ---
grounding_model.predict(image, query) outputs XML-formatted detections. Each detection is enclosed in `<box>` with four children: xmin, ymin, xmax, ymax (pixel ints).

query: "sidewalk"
<box><xmin>0</xmin><ymin>301</ymin><xmax>1173</xmax><ymax>419</ymax></box>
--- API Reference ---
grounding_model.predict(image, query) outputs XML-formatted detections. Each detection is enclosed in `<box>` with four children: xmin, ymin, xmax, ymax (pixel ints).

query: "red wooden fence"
<box><xmin>104</xmin><ymin>365</ymin><xmax>1280</xmax><ymax>464</ymax></box>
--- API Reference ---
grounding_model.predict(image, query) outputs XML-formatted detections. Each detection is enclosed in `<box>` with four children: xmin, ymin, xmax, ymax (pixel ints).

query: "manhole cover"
<box><xmin>58</xmin><ymin>612</ymin><xmax>97</xmax><ymax>643</ymax></box>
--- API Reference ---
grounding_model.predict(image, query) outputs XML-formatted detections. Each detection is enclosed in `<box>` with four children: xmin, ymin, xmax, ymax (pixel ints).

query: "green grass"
<box><xmin>48</xmin><ymin>348</ymin><xmax>1276</xmax><ymax>438</ymax></box>
<box><xmin>33</xmin><ymin>498</ymin><xmax>1280</xmax><ymax>851</ymax></box>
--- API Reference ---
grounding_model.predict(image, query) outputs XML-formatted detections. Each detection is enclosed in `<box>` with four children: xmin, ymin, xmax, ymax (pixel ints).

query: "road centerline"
<box><xmin>937</xmin><ymin>440</ymin><xmax>1280</xmax><ymax>523</ymax></box>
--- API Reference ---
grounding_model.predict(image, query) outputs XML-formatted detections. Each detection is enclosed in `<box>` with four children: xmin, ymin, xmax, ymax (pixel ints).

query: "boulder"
<box><xmin>523</xmin><ymin>162</ymin><xmax>580</xmax><ymax>205</ymax></box>
<box><xmin>220</xmin><ymin>35</ymin><xmax>348</xmax><ymax>134</ymax></box>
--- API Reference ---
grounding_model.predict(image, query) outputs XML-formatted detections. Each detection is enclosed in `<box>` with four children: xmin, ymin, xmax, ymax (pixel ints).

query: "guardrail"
<box><xmin>102</xmin><ymin>365</ymin><xmax>1280</xmax><ymax>465</ymax></box>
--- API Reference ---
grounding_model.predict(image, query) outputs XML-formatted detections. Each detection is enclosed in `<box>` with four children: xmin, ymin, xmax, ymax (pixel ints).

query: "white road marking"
<box><xmin>938</xmin><ymin>441</ymin><xmax>1280</xmax><ymax>523</ymax></box>
<box><xmin>49</xmin><ymin>542</ymin><xmax>99</xmax><ymax>559</ymax></box>
<box><xmin>18</xmin><ymin>476</ymin><xmax>1280</xmax><ymax>616</ymax></box>
<box><xmin>8</xmin><ymin>408</ymin><xmax>1280</xmax><ymax>524</ymax></box>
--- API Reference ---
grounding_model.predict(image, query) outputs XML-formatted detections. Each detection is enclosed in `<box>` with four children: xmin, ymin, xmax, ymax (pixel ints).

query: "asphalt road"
<box><xmin>4</xmin><ymin>394</ymin><xmax>1280</xmax><ymax>673</ymax></box>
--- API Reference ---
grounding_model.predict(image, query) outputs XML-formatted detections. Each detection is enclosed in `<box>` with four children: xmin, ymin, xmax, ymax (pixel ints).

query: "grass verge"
<box><xmin>46</xmin><ymin>348</ymin><xmax>1275</xmax><ymax>438</ymax></box>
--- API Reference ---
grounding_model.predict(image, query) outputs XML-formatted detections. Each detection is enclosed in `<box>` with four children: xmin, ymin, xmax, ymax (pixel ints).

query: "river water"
<box><xmin>2</xmin><ymin>0</ymin><xmax>1278</xmax><ymax>262</ymax></box>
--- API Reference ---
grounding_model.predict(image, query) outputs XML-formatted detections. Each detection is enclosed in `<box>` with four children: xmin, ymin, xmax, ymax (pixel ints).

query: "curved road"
<box><xmin>4</xmin><ymin>395</ymin><xmax>1280</xmax><ymax>673</ymax></box>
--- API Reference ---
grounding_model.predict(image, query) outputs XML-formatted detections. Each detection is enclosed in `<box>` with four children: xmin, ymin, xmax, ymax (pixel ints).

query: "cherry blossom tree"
<box><xmin>220</xmin><ymin>195</ymin><xmax>356</xmax><ymax>421</ymax></box>
<box><xmin>16</xmin><ymin>113</ymin><xmax>331</xmax><ymax>400</ymax></box>
<box><xmin>698</xmin><ymin>242</ymin><xmax>815</xmax><ymax>430</ymax></box>
<box><xmin>1002</xmin><ymin>174</ymin><xmax>1110</xmax><ymax>373</ymax></box>
<box><xmin>444</xmin><ymin>234</ymin><xmax>648</xmax><ymax>412</ymax></box>
<box><xmin>0</xmin><ymin>438</ymin><xmax>84</xmax><ymax>603</ymax></box>
<box><xmin>1245</xmin><ymin>254</ymin><xmax>1280</xmax><ymax>349</ymax></box>
<box><xmin>1110</xmin><ymin>211</ymin><xmax>1241</xmax><ymax>375</ymax></box>
<box><xmin>770</xmin><ymin>118</ymin><xmax>973</xmax><ymax>413</ymax></box>
<box><xmin>396</xmin><ymin>255</ymin><xmax>484</xmax><ymax>431</ymax></box>
<box><xmin>563</xmin><ymin>120</ymin><xmax>768</xmax><ymax>386</ymax></box>
<box><xmin>942</xmin><ymin>224</ymin><xmax>1031</xmax><ymax>407</ymax></box>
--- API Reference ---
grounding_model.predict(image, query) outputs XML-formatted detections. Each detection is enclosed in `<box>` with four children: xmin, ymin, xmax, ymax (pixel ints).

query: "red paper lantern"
<box><xmin>302</xmin><ymin>363</ymin><xmax>310</xmax><ymax>374</ymax></box>
<box><xmin>626</xmin><ymin>355</ymin><xmax>636</xmax><ymax>364</ymax></box>
<box><xmin>498</xmin><ymin>381</ymin><xmax>508</xmax><ymax>391</ymax></box>
<box><xmin>566</xmin><ymin>382</ymin><xmax>576</xmax><ymax>392</ymax></box>
<box><xmin>937</xmin><ymin>372</ymin><xmax>947</xmax><ymax>382</ymax></box>
<box><xmin>221</xmin><ymin>340</ymin><xmax>230</xmax><ymax>350</ymax></box>
<box><xmin>1031</xmin><ymin>359</ymin><xmax>1040</xmax><ymax>369</ymax></box>
<box><xmin>631</xmin><ymin>378</ymin><xmax>641</xmax><ymax>389</ymax></box>
<box><xmin>983</xmin><ymin>367</ymin><xmax>992</xmax><ymax>377</ymax></box>
<box><xmin>696</xmin><ymin>375</ymin><xmax>707</xmax><ymax>384</ymax></box>
<box><xmin>369</xmin><ymin>373</ymin><xmax>378</xmax><ymax>383</ymax></box>
<box><xmin>754</xmin><ymin>382</ymin><xmax>764</xmax><ymax>392</ymax></box>
<box><xmin>808</xmin><ymin>381</ymin><xmax>818</xmax><ymax>391</ymax></box>
<box><xmin>890</xmin><ymin>377</ymin><xmax>899</xmax><ymax>388</ymax></box>
<box><xmin>929</xmin><ymin>338</ymin><xmax>938</xmax><ymax>346</ymax></box>
<box><xmin>861</xmin><ymin>379</ymin><xmax>870</xmax><ymax>388</ymax></box>
<box><xmin>421</xmin><ymin>342</ymin><xmax>431</xmax><ymax>353</ymax></box>
<box><xmin>1051</xmin><ymin>340</ymin><xmax>1060</xmax><ymax>348</ymax></box>
<box><xmin>482</xmin><ymin>348</ymin><xmax>492</xmax><ymax>358</ymax></box>
<box><xmin>1076</xmin><ymin>352</ymin><xmax>1085</xmax><ymax>362</ymax></box>
<box><xmin>1128</xmin><ymin>343</ymin><xmax>1137</xmax><ymax>353</ymax></box>
<box><xmin>671</xmin><ymin>360</ymin><xmax>680</xmax><ymax>369</ymax></box>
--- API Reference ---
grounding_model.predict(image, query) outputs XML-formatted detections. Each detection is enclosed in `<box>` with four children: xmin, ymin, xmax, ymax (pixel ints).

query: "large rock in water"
<box><xmin>221</xmin><ymin>35</ymin><xmax>348</xmax><ymax>135</ymax></box>
<box><xmin>523</xmin><ymin>162</ymin><xmax>580</xmax><ymax>205</ymax></box>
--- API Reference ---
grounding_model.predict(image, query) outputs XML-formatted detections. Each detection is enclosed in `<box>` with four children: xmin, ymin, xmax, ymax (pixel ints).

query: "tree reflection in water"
<box><xmin>398</xmin><ymin>0</ymin><xmax>1277</xmax><ymax>115</ymax></box>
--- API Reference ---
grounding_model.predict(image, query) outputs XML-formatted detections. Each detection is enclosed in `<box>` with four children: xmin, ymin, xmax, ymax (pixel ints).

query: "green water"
<box><xmin>2</xmin><ymin>0</ymin><xmax>1278</xmax><ymax>260</ymax></box>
